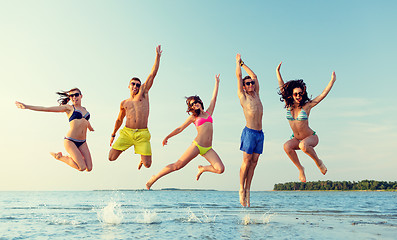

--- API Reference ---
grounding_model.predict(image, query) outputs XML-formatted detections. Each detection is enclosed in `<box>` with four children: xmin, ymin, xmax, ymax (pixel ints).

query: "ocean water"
<box><xmin>0</xmin><ymin>191</ymin><xmax>396</xmax><ymax>239</ymax></box>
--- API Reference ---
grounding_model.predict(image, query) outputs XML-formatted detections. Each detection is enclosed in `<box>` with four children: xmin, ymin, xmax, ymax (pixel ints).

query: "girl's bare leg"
<box><xmin>50</xmin><ymin>152</ymin><xmax>80</xmax><ymax>170</ymax></box>
<box><xmin>196</xmin><ymin>148</ymin><xmax>225</xmax><ymax>180</ymax></box>
<box><xmin>146</xmin><ymin>144</ymin><xmax>199</xmax><ymax>189</ymax></box>
<box><xmin>51</xmin><ymin>140</ymin><xmax>87</xmax><ymax>171</ymax></box>
<box><xmin>79</xmin><ymin>143</ymin><xmax>93</xmax><ymax>172</ymax></box>
<box><xmin>63</xmin><ymin>139</ymin><xmax>87</xmax><ymax>171</ymax></box>
<box><xmin>299</xmin><ymin>135</ymin><xmax>327</xmax><ymax>175</ymax></box>
<box><xmin>284</xmin><ymin>138</ymin><xmax>306</xmax><ymax>182</ymax></box>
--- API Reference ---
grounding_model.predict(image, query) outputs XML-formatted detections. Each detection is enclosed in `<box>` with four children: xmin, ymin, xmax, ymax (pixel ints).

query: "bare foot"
<box><xmin>196</xmin><ymin>165</ymin><xmax>204</xmax><ymax>181</ymax></box>
<box><xmin>318</xmin><ymin>160</ymin><xmax>327</xmax><ymax>175</ymax></box>
<box><xmin>146</xmin><ymin>176</ymin><xmax>155</xmax><ymax>190</ymax></box>
<box><xmin>245</xmin><ymin>190</ymin><xmax>250</xmax><ymax>207</ymax></box>
<box><xmin>239</xmin><ymin>189</ymin><xmax>246</xmax><ymax>207</ymax></box>
<box><xmin>299</xmin><ymin>167</ymin><xmax>306</xmax><ymax>182</ymax></box>
<box><xmin>50</xmin><ymin>152</ymin><xmax>62</xmax><ymax>160</ymax></box>
<box><xmin>138</xmin><ymin>161</ymin><xmax>143</xmax><ymax>170</ymax></box>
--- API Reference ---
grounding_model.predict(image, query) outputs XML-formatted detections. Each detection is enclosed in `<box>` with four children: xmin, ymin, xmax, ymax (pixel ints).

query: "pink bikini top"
<box><xmin>194</xmin><ymin>112</ymin><xmax>213</xmax><ymax>127</ymax></box>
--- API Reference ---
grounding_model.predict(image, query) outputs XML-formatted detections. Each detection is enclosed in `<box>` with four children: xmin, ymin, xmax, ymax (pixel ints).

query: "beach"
<box><xmin>1</xmin><ymin>190</ymin><xmax>396</xmax><ymax>239</ymax></box>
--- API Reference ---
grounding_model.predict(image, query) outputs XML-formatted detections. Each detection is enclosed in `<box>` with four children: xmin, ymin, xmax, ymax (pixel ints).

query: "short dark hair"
<box><xmin>130</xmin><ymin>77</ymin><xmax>141</xmax><ymax>84</ymax></box>
<box><xmin>242</xmin><ymin>76</ymin><xmax>251</xmax><ymax>82</ymax></box>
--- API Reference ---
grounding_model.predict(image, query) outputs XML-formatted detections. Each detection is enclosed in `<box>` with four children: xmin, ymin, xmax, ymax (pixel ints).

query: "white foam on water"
<box><xmin>262</xmin><ymin>213</ymin><xmax>275</xmax><ymax>224</ymax></box>
<box><xmin>242</xmin><ymin>214</ymin><xmax>251</xmax><ymax>225</ymax></box>
<box><xmin>135</xmin><ymin>210</ymin><xmax>160</xmax><ymax>224</ymax></box>
<box><xmin>187</xmin><ymin>208</ymin><xmax>202</xmax><ymax>223</ymax></box>
<box><xmin>241</xmin><ymin>212</ymin><xmax>275</xmax><ymax>225</ymax></box>
<box><xmin>48</xmin><ymin>217</ymin><xmax>81</xmax><ymax>225</ymax></box>
<box><xmin>186</xmin><ymin>207</ymin><xmax>216</xmax><ymax>223</ymax></box>
<box><xmin>97</xmin><ymin>201</ymin><xmax>124</xmax><ymax>225</ymax></box>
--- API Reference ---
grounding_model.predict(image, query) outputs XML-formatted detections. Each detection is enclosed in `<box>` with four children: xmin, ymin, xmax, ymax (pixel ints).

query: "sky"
<box><xmin>1</xmin><ymin>0</ymin><xmax>396</xmax><ymax>191</ymax></box>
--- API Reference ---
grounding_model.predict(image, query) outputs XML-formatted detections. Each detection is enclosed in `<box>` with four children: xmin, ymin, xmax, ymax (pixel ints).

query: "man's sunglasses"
<box><xmin>244</xmin><ymin>81</ymin><xmax>255</xmax><ymax>86</ymax></box>
<box><xmin>131</xmin><ymin>82</ymin><xmax>141</xmax><ymax>88</ymax></box>
<box><xmin>69</xmin><ymin>93</ymin><xmax>80</xmax><ymax>98</ymax></box>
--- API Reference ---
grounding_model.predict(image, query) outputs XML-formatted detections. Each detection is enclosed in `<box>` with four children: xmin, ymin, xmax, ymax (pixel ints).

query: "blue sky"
<box><xmin>1</xmin><ymin>0</ymin><xmax>396</xmax><ymax>191</ymax></box>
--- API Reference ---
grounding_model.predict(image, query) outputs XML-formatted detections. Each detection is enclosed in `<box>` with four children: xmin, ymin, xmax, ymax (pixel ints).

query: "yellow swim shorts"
<box><xmin>112</xmin><ymin>127</ymin><xmax>152</xmax><ymax>156</ymax></box>
<box><xmin>193</xmin><ymin>140</ymin><xmax>212</xmax><ymax>156</ymax></box>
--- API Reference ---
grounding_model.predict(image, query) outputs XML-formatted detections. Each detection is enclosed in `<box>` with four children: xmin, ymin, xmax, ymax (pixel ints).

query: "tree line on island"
<box><xmin>273</xmin><ymin>180</ymin><xmax>397</xmax><ymax>191</ymax></box>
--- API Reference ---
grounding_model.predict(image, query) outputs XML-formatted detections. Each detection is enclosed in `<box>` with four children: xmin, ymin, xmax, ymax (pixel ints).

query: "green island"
<box><xmin>273</xmin><ymin>180</ymin><xmax>397</xmax><ymax>191</ymax></box>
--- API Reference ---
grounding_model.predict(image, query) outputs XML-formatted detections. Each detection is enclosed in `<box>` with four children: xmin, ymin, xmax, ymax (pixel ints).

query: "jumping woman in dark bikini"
<box><xmin>15</xmin><ymin>88</ymin><xmax>94</xmax><ymax>171</ymax></box>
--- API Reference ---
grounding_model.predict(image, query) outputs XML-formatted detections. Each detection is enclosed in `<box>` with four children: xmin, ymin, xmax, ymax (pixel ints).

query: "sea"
<box><xmin>0</xmin><ymin>190</ymin><xmax>396</xmax><ymax>239</ymax></box>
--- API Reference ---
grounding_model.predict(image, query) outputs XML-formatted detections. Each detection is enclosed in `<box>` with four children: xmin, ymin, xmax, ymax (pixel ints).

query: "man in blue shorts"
<box><xmin>235</xmin><ymin>54</ymin><xmax>264</xmax><ymax>207</ymax></box>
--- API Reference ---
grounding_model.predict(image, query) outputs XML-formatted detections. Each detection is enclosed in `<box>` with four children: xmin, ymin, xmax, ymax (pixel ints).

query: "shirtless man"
<box><xmin>109</xmin><ymin>45</ymin><xmax>162</xmax><ymax>169</ymax></box>
<box><xmin>236</xmin><ymin>53</ymin><xmax>264</xmax><ymax>207</ymax></box>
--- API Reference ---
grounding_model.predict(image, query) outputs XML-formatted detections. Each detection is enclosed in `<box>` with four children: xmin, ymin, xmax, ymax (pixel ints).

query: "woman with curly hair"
<box><xmin>146</xmin><ymin>74</ymin><xmax>225</xmax><ymax>189</ymax></box>
<box><xmin>15</xmin><ymin>88</ymin><xmax>94</xmax><ymax>171</ymax></box>
<box><xmin>276</xmin><ymin>62</ymin><xmax>336</xmax><ymax>182</ymax></box>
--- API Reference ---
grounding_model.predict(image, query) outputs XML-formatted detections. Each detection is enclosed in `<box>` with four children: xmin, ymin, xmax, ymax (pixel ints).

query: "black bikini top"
<box><xmin>69</xmin><ymin>105</ymin><xmax>90</xmax><ymax>122</ymax></box>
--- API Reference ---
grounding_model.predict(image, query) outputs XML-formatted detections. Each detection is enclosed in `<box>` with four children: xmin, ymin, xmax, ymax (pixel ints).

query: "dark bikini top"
<box><xmin>69</xmin><ymin>105</ymin><xmax>90</xmax><ymax>122</ymax></box>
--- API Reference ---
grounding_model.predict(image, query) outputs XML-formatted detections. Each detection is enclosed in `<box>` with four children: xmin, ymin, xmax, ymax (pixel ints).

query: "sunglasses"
<box><xmin>190</xmin><ymin>100</ymin><xmax>200</xmax><ymax>106</ymax></box>
<box><xmin>244</xmin><ymin>81</ymin><xmax>255</xmax><ymax>86</ymax></box>
<box><xmin>293</xmin><ymin>92</ymin><xmax>304</xmax><ymax>97</ymax></box>
<box><xmin>131</xmin><ymin>82</ymin><xmax>141</xmax><ymax>88</ymax></box>
<box><xmin>69</xmin><ymin>93</ymin><xmax>80</xmax><ymax>98</ymax></box>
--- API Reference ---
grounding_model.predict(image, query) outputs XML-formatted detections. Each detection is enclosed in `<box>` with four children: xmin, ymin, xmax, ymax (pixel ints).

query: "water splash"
<box><xmin>242</xmin><ymin>214</ymin><xmax>251</xmax><ymax>225</ymax></box>
<box><xmin>136</xmin><ymin>210</ymin><xmax>160</xmax><ymax>224</ymax></box>
<box><xmin>186</xmin><ymin>207</ymin><xmax>216</xmax><ymax>223</ymax></box>
<box><xmin>241</xmin><ymin>213</ymin><xmax>275</xmax><ymax>225</ymax></box>
<box><xmin>262</xmin><ymin>213</ymin><xmax>274</xmax><ymax>224</ymax></box>
<box><xmin>187</xmin><ymin>208</ymin><xmax>202</xmax><ymax>223</ymax></box>
<box><xmin>48</xmin><ymin>218</ymin><xmax>81</xmax><ymax>225</ymax></box>
<box><xmin>97</xmin><ymin>201</ymin><xmax>123</xmax><ymax>224</ymax></box>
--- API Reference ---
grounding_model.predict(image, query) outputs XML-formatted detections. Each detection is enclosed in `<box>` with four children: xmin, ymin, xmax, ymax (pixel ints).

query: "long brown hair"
<box><xmin>56</xmin><ymin>88</ymin><xmax>81</xmax><ymax>105</ymax></box>
<box><xmin>278</xmin><ymin>80</ymin><xmax>311</xmax><ymax>109</ymax></box>
<box><xmin>185</xmin><ymin>95</ymin><xmax>204</xmax><ymax>117</ymax></box>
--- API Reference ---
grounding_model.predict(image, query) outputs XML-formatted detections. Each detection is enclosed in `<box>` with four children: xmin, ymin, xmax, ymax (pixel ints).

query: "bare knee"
<box><xmin>78</xmin><ymin>166</ymin><xmax>87</xmax><ymax>171</ymax></box>
<box><xmin>174</xmin><ymin>163</ymin><xmax>182</xmax><ymax>171</ymax></box>
<box><xmin>251</xmin><ymin>159</ymin><xmax>258</xmax><ymax>167</ymax></box>
<box><xmin>108</xmin><ymin>149</ymin><xmax>122</xmax><ymax>161</ymax></box>
<box><xmin>243</xmin><ymin>155</ymin><xmax>253</xmax><ymax>164</ymax></box>
<box><xmin>141</xmin><ymin>156</ymin><xmax>152</xmax><ymax>168</ymax></box>
<box><xmin>284</xmin><ymin>143</ymin><xmax>295</xmax><ymax>154</ymax></box>
<box><xmin>217</xmin><ymin>165</ymin><xmax>225</xmax><ymax>174</ymax></box>
<box><xmin>74</xmin><ymin>158</ymin><xmax>87</xmax><ymax>171</ymax></box>
<box><xmin>171</xmin><ymin>161</ymin><xmax>185</xmax><ymax>171</ymax></box>
<box><xmin>144</xmin><ymin>161</ymin><xmax>152</xmax><ymax>168</ymax></box>
<box><xmin>299</xmin><ymin>142</ymin><xmax>308</xmax><ymax>152</ymax></box>
<box><xmin>108</xmin><ymin>154</ymin><xmax>117</xmax><ymax>161</ymax></box>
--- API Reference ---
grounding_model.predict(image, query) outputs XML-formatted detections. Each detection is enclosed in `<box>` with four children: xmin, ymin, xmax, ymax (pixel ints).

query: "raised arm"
<box><xmin>110</xmin><ymin>101</ymin><xmax>126</xmax><ymax>146</ymax></box>
<box><xmin>142</xmin><ymin>45</ymin><xmax>162</xmax><ymax>93</ymax></box>
<box><xmin>15</xmin><ymin>101</ymin><xmax>70</xmax><ymax>113</ymax></box>
<box><xmin>206</xmin><ymin>74</ymin><xmax>220</xmax><ymax>115</ymax></box>
<box><xmin>276</xmin><ymin>62</ymin><xmax>285</xmax><ymax>92</ymax></box>
<box><xmin>162</xmin><ymin>115</ymin><xmax>194</xmax><ymax>146</ymax></box>
<box><xmin>236</xmin><ymin>54</ymin><xmax>244</xmax><ymax>98</ymax></box>
<box><xmin>309</xmin><ymin>72</ymin><xmax>336</xmax><ymax>108</ymax></box>
<box><xmin>241</xmin><ymin>60</ymin><xmax>259</xmax><ymax>93</ymax></box>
